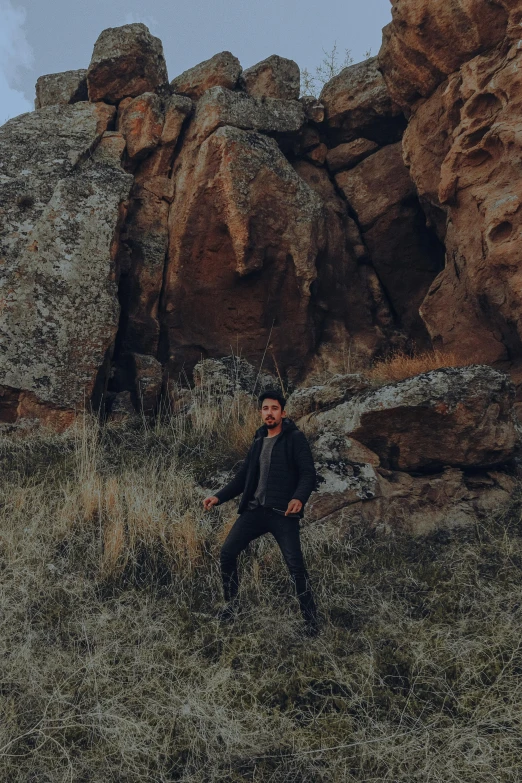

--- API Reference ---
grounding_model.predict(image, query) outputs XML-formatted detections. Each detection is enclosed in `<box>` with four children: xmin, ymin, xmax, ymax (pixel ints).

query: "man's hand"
<box><xmin>203</xmin><ymin>496</ymin><xmax>219</xmax><ymax>511</ymax></box>
<box><xmin>285</xmin><ymin>499</ymin><xmax>303</xmax><ymax>516</ymax></box>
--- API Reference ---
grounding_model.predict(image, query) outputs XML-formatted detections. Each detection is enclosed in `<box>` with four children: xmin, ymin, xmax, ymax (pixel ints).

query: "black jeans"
<box><xmin>220</xmin><ymin>507</ymin><xmax>317</xmax><ymax>624</ymax></box>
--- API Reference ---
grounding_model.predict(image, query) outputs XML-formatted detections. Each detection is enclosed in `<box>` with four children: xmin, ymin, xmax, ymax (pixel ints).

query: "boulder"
<box><xmin>335</xmin><ymin>142</ymin><xmax>415</xmax><ymax>229</ymax></box>
<box><xmin>0</xmin><ymin>103</ymin><xmax>133</xmax><ymax>429</ymax></box>
<box><xmin>161</xmin><ymin>94</ymin><xmax>194</xmax><ymax>144</ymax></box>
<box><xmin>188</xmin><ymin>86</ymin><xmax>305</xmax><ymax>144</ymax></box>
<box><xmin>378</xmin><ymin>0</ymin><xmax>516</xmax><ymax>109</ymax></box>
<box><xmin>335</xmin><ymin>142</ymin><xmax>443</xmax><ymax>338</ymax></box>
<box><xmin>35</xmin><ymin>69</ymin><xmax>88</xmax><ymax>109</ymax></box>
<box><xmin>320</xmin><ymin>56</ymin><xmax>404</xmax><ymax>144</ymax></box>
<box><xmin>87</xmin><ymin>24</ymin><xmax>168</xmax><ymax>104</ymax></box>
<box><xmin>310</xmin><ymin>366</ymin><xmax>520</xmax><ymax>472</ymax></box>
<box><xmin>335</xmin><ymin>466</ymin><xmax>519</xmax><ymax>535</ymax></box>
<box><xmin>286</xmin><ymin>374</ymin><xmax>369</xmax><ymax>419</ymax></box>
<box><xmin>326</xmin><ymin>138</ymin><xmax>379</xmax><ymax>173</ymax></box>
<box><xmin>170</xmin><ymin>51</ymin><xmax>241</xmax><ymax>100</ymax></box>
<box><xmin>119</xmin><ymin>92</ymin><xmax>164</xmax><ymax>160</ymax></box>
<box><xmin>300</xmin><ymin>96</ymin><xmax>325</xmax><ymax>124</ymax></box>
<box><xmin>193</xmin><ymin>357</ymin><xmax>276</xmax><ymax>397</ymax></box>
<box><xmin>241</xmin><ymin>55</ymin><xmax>300</xmax><ymax>100</ymax></box>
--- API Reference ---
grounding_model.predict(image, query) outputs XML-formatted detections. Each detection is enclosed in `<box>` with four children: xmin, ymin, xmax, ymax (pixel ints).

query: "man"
<box><xmin>203</xmin><ymin>389</ymin><xmax>319</xmax><ymax>636</ymax></box>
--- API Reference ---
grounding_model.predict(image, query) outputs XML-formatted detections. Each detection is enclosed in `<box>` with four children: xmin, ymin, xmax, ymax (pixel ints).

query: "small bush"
<box><xmin>367</xmin><ymin>349</ymin><xmax>473</xmax><ymax>385</ymax></box>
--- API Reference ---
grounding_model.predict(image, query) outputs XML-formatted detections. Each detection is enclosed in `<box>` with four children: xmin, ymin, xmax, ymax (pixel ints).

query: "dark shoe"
<box><xmin>215</xmin><ymin>603</ymin><xmax>238</xmax><ymax>623</ymax></box>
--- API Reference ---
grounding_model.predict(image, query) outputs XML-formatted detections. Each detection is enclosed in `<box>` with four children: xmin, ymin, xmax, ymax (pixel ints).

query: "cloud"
<box><xmin>0</xmin><ymin>1</ymin><xmax>34</xmax><ymax>125</ymax></box>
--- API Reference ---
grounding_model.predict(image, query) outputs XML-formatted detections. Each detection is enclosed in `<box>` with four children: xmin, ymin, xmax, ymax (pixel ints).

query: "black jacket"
<box><xmin>215</xmin><ymin>419</ymin><xmax>316</xmax><ymax>516</ymax></box>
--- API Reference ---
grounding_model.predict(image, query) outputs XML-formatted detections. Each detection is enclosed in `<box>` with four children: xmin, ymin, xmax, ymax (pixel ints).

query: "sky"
<box><xmin>0</xmin><ymin>0</ymin><xmax>392</xmax><ymax>125</ymax></box>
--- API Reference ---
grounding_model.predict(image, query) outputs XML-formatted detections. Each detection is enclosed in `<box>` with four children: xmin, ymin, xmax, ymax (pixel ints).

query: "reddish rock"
<box><xmin>162</xmin><ymin>125</ymin><xmax>324</xmax><ymax>379</ymax></box>
<box><xmin>401</xmin><ymin>40</ymin><xmax>522</xmax><ymax>364</ymax></box>
<box><xmin>378</xmin><ymin>0</ymin><xmax>517</xmax><ymax>108</ymax></box>
<box><xmin>304</xmin><ymin>143</ymin><xmax>327</xmax><ymax>165</ymax></box>
<box><xmin>335</xmin><ymin>142</ymin><xmax>414</xmax><ymax>228</ymax></box>
<box><xmin>242</xmin><ymin>55</ymin><xmax>300</xmax><ymax>100</ymax></box>
<box><xmin>170</xmin><ymin>51</ymin><xmax>241</xmax><ymax>100</ymax></box>
<box><xmin>293</xmin><ymin>161</ymin><xmax>392</xmax><ymax>374</ymax></box>
<box><xmin>320</xmin><ymin>56</ymin><xmax>403</xmax><ymax>144</ymax></box>
<box><xmin>87</xmin><ymin>24</ymin><xmax>168</xmax><ymax>104</ymax></box>
<box><xmin>335</xmin><ymin>142</ymin><xmax>443</xmax><ymax>339</ymax></box>
<box><xmin>119</xmin><ymin>92</ymin><xmax>164</xmax><ymax>160</ymax></box>
<box><xmin>161</xmin><ymin>94</ymin><xmax>193</xmax><ymax>144</ymax></box>
<box><xmin>326</xmin><ymin>138</ymin><xmax>379</xmax><ymax>173</ymax></box>
<box><xmin>35</xmin><ymin>69</ymin><xmax>87</xmax><ymax>109</ymax></box>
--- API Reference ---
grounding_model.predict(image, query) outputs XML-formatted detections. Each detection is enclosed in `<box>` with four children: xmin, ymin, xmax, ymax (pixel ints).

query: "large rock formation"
<box><xmin>1</xmin><ymin>8</ymin><xmax>522</xmax><ymax>431</ymax></box>
<box><xmin>379</xmin><ymin>0</ymin><xmax>522</xmax><ymax>369</ymax></box>
<box><xmin>0</xmin><ymin>103</ymin><xmax>132</xmax><ymax>428</ymax></box>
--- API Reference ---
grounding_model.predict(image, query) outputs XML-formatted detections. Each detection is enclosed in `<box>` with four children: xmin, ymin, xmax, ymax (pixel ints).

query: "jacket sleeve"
<box><xmin>214</xmin><ymin>444</ymin><xmax>252</xmax><ymax>505</ymax></box>
<box><xmin>291</xmin><ymin>431</ymin><xmax>317</xmax><ymax>505</ymax></box>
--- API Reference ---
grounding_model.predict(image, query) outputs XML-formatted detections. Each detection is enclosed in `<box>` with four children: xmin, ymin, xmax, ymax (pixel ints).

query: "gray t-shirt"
<box><xmin>250</xmin><ymin>433</ymin><xmax>280</xmax><ymax>508</ymax></box>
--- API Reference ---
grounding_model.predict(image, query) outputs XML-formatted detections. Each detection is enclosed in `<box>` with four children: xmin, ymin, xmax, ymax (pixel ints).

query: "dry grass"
<box><xmin>1</xmin><ymin>386</ymin><xmax>522</xmax><ymax>781</ymax></box>
<box><xmin>368</xmin><ymin>349</ymin><xmax>473</xmax><ymax>385</ymax></box>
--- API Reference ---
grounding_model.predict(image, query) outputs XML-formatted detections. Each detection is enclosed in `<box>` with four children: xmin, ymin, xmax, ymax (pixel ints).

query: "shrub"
<box><xmin>367</xmin><ymin>349</ymin><xmax>473</xmax><ymax>385</ymax></box>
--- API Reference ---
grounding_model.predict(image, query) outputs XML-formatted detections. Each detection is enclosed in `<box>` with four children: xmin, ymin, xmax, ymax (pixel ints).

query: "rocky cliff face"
<box><xmin>379</xmin><ymin>0</ymin><xmax>522</xmax><ymax>371</ymax></box>
<box><xmin>0</xmin><ymin>4</ymin><xmax>521</xmax><ymax>429</ymax></box>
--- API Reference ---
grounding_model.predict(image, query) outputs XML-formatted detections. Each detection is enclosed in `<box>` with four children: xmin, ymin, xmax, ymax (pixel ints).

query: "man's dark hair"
<box><xmin>258</xmin><ymin>389</ymin><xmax>286</xmax><ymax>411</ymax></box>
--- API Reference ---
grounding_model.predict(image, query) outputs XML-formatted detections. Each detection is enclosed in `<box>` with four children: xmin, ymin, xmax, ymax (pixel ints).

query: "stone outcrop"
<box><xmin>1</xmin><ymin>10</ymin><xmax>521</xmax><ymax>440</ymax></box>
<box><xmin>87</xmin><ymin>23</ymin><xmax>168</xmax><ymax>103</ymax></box>
<box><xmin>0</xmin><ymin>103</ymin><xmax>133</xmax><ymax>428</ymax></box>
<box><xmin>379</xmin><ymin>0</ymin><xmax>518</xmax><ymax>109</ymax></box>
<box><xmin>335</xmin><ymin>142</ymin><xmax>444</xmax><ymax>339</ymax></box>
<box><xmin>35</xmin><ymin>70</ymin><xmax>88</xmax><ymax>109</ymax></box>
<box><xmin>241</xmin><ymin>55</ymin><xmax>300</xmax><ymax>100</ymax></box>
<box><xmin>379</xmin><ymin>0</ymin><xmax>522</xmax><ymax>370</ymax></box>
<box><xmin>298</xmin><ymin>367</ymin><xmax>520</xmax><ymax>532</ymax></box>
<box><xmin>170</xmin><ymin>52</ymin><xmax>242</xmax><ymax>100</ymax></box>
<box><xmin>307</xmin><ymin>366</ymin><xmax>520</xmax><ymax>472</ymax></box>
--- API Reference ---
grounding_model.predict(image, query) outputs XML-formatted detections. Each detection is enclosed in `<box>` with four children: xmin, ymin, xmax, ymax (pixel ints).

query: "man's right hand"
<box><xmin>203</xmin><ymin>496</ymin><xmax>219</xmax><ymax>511</ymax></box>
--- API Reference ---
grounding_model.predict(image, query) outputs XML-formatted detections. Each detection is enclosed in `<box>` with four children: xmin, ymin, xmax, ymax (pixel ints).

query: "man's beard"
<box><xmin>265</xmin><ymin>419</ymin><xmax>277</xmax><ymax>428</ymax></box>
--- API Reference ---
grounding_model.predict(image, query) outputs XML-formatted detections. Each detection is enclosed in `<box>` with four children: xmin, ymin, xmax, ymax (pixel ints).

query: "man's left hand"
<box><xmin>285</xmin><ymin>499</ymin><xmax>303</xmax><ymax>516</ymax></box>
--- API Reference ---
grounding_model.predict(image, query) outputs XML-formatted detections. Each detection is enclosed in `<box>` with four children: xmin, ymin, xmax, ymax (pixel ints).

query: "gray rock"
<box><xmin>242</xmin><ymin>55</ymin><xmax>300</xmax><ymax>100</ymax></box>
<box><xmin>311</xmin><ymin>366</ymin><xmax>521</xmax><ymax>472</ymax></box>
<box><xmin>0</xmin><ymin>103</ymin><xmax>133</xmax><ymax>428</ymax></box>
<box><xmin>190</xmin><ymin>86</ymin><xmax>305</xmax><ymax>143</ymax></box>
<box><xmin>286</xmin><ymin>374</ymin><xmax>369</xmax><ymax>419</ymax></box>
<box><xmin>35</xmin><ymin>69</ymin><xmax>88</xmax><ymax>109</ymax></box>
<box><xmin>170</xmin><ymin>51</ymin><xmax>241</xmax><ymax>100</ymax></box>
<box><xmin>87</xmin><ymin>24</ymin><xmax>168</xmax><ymax>104</ymax></box>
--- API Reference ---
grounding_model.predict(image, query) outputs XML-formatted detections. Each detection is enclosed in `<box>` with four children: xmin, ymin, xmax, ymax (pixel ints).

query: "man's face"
<box><xmin>260</xmin><ymin>398</ymin><xmax>286</xmax><ymax>429</ymax></box>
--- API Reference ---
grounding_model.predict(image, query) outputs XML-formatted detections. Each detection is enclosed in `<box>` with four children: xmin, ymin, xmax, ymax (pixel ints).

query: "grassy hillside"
<box><xmin>1</xmin><ymin>389</ymin><xmax>522</xmax><ymax>782</ymax></box>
